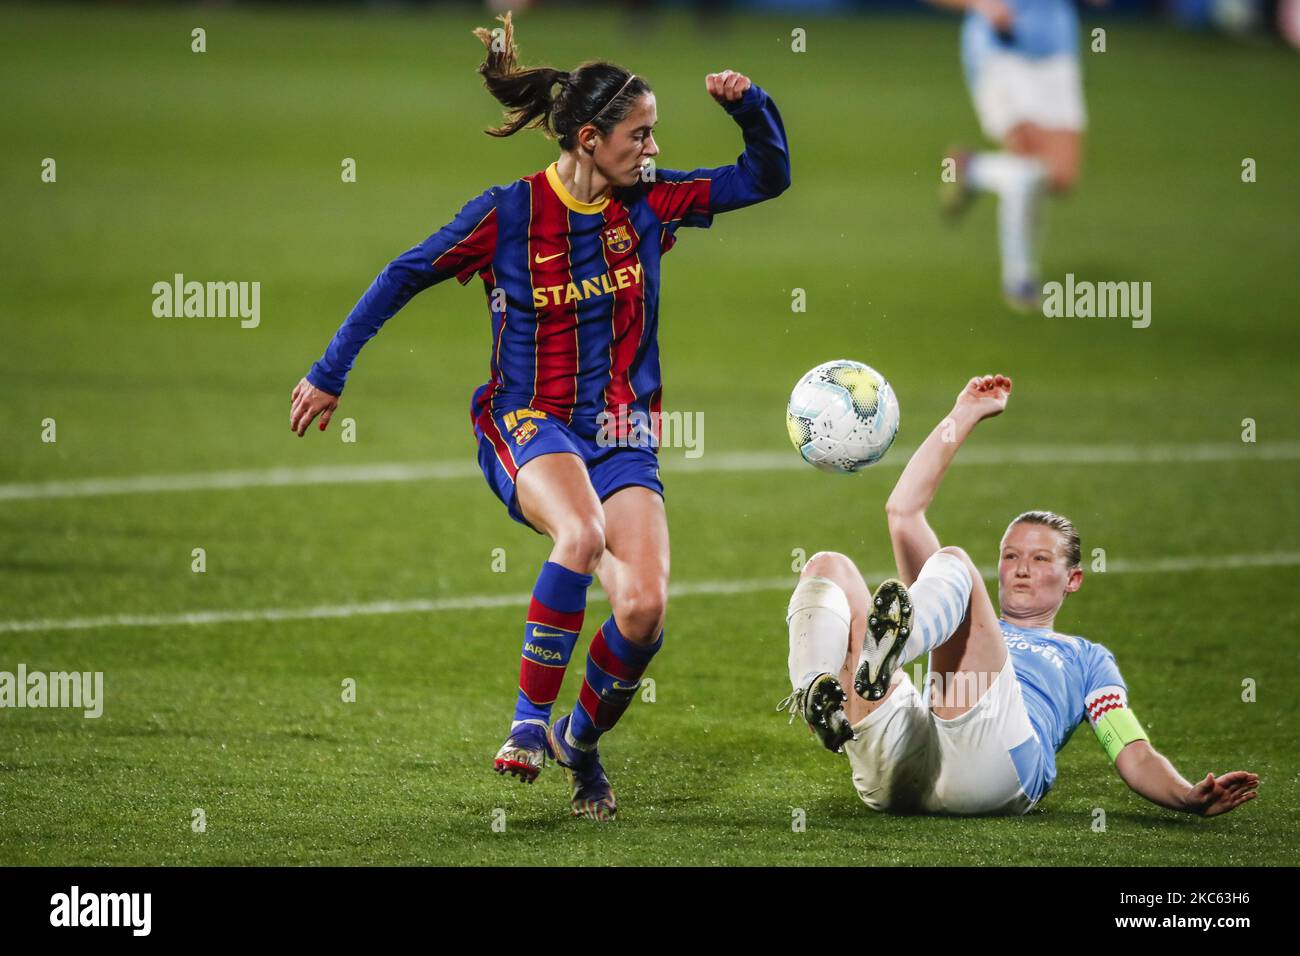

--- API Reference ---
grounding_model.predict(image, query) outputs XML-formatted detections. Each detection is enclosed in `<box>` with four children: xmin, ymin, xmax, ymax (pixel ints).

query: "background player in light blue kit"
<box><xmin>927</xmin><ymin>0</ymin><xmax>1099</xmax><ymax>309</ymax></box>
<box><xmin>780</xmin><ymin>374</ymin><xmax>1260</xmax><ymax>816</ymax></box>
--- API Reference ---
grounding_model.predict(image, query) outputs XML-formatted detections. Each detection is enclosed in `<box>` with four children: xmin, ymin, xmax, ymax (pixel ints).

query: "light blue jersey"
<box><xmin>1000</xmin><ymin>620</ymin><xmax>1128</xmax><ymax>800</ymax></box>
<box><xmin>962</xmin><ymin>0</ymin><xmax>1081</xmax><ymax>86</ymax></box>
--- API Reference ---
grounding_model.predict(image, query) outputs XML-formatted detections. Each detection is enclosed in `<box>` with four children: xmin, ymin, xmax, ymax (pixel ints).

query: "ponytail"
<box><xmin>472</xmin><ymin>11</ymin><xmax>650</xmax><ymax>151</ymax></box>
<box><xmin>472</xmin><ymin>12</ymin><xmax>568</xmax><ymax>140</ymax></box>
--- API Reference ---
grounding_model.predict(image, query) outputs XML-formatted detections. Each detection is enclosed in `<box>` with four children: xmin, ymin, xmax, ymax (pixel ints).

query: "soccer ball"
<box><xmin>786</xmin><ymin>360</ymin><xmax>900</xmax><ymax>473</ymax></box>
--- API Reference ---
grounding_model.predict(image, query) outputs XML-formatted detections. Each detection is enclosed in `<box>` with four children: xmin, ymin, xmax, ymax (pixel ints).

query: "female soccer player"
<box><xmin>927</xmin><ymin>0</ymin><xmax>1102</xmax><ymax>309</ymax></box>
<box><xmin>779</xmin><ymin>374</ymin><xmax>1259</xmax><ymax>817</ymax></box>
<box><xmin>289</xmin><ymin>13</ymin><xmax>790</xmax><ymax>821</ymax></box>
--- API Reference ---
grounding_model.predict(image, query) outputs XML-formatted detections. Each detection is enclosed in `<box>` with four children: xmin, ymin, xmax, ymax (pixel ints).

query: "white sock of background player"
<box><xmin>967</xmin><ymin>153</ymin><xmax>1047</xmax><ymax>292</ymax></box>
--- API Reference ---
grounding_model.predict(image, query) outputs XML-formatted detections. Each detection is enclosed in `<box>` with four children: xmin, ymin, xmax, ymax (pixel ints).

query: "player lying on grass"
<box><xmin>289</xmin><ymin>12</ymin><xmax>790</xmax><ymax>821</ymax></box>
<box><xmin>779</xmin><ymin>374</ymin><xmax>1259</xmax><ymax>816</ymax></box>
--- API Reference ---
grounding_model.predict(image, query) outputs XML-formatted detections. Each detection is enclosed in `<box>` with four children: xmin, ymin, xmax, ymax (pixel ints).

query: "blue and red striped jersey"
<box><xmin>306</xmin><ymin>83</ymin><xmax>790</xmax><ymax>440</ymax></box>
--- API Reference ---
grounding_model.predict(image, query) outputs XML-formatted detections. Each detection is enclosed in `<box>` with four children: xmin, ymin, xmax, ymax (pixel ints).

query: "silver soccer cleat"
<box><xmin>493</xmin><ymin>723</ymin><xmax>548</xmax><ymax>784</ymax></box>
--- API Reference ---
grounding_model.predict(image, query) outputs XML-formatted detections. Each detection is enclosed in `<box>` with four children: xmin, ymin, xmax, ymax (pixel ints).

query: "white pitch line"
<box><xmin>2</xmin><ymin>441</ymin><xmax>1298</xmax><ymax>502</ymax></box>
<box><xmin>0</xmin><ymin>461</ymin><xmax>481</xmax><ymax>502</ymax></box>
<box><xmin>3</xmin><ymin>551</ymin><xmax>1298</xmax><ymax>636</ymax></box>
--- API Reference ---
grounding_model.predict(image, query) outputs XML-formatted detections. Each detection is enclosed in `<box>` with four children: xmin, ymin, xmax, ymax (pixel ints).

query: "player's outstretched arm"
<box><xmin>1115</xmin><ymin>741</ymin><xmax>1260</xmax><ymax>816</ymax></box>
<box><xmin>885</xmin><ymin>374</ymin><xmax>1011</xmax><ymax>583</ymax></box>
<box><xmin>288</xmin><ymin>190</ymin><xmax>497</xmax><ymax>438</ymax></box>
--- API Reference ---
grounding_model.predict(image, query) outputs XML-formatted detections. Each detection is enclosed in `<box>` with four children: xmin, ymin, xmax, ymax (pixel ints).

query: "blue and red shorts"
<box><xmin>472</xmin><ymin>404</ymin><xmax>663</xmax><ymax>532</ymax></box>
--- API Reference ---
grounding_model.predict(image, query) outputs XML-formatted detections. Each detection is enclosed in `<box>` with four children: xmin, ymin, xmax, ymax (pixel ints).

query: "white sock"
<box><xmin>967</xmin><ymin>152</ymin><xmax>1046</xmax><ymax>290</ymax></box>
<box><xmin>901</xmin><ymin>552</ymin><xmax>974</xmax><ymax>663</ymax></box>
<box><xmin>967</xmin><ymin>152</ymin><xmax>1040</xmax><ymax>194</ymax></box>
<box><xmin>787</xmin><ymin>576</ymin><xmax>851</xmax><ymax>691</ymax></box>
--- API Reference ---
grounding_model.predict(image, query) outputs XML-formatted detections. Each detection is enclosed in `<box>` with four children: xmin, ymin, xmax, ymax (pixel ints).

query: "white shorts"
<box><xmin>843</xmin><ymin>654</ymin><xmax>1043</xmax><ymax>816</ymax></box>
<box><xmin>970</xmin><ymin>52</ymin><xmax>1086</xmax><ymax>141</ymax></box>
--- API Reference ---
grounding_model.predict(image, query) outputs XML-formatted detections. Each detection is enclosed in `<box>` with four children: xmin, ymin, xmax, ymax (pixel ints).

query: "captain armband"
<box><xmin>1094</xmin><ymin>708</ymin><xmax>1149</xmax><ymax>762</ymax></box>
<box><xmin>1085</xmin><ymin>685</ymin><xmax>1149</xmax><ymax>763</ymax></box>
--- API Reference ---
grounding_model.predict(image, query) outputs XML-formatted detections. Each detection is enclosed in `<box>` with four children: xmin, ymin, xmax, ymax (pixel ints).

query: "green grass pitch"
<box><xmin>1</xmin><ymin>4</ymin><xmax>1298</xmax><ymax>865</ymax></box>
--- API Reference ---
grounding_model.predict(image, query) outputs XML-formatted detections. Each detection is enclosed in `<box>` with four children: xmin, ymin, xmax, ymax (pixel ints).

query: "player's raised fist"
<box><xmin>706</xmin><ymin>70</ymin><xmax>752</xmax><ymax>104</ymax></box>
<box><xmin>290</xmin><ymin>376</ymin><xmax>340</xmax><ymax>437</ymax></box>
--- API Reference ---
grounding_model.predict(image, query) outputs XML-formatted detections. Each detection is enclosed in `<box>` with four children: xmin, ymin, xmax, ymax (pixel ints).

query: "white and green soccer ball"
<box><xmin>786</xmin><ymin>360</ymin><xmax>900</xmax><ymax>474</ymax></box>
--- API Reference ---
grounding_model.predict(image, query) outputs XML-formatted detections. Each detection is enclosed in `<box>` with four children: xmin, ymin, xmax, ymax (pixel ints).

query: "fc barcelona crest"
<box><xmin>512</xmin><ymin>420</ymin><xmax>538</xmax><ymax>446</ymax></box>
<box><xmin>603</xmin><ymin>224</ymin><xmax>633</xmax><ymax>255</ymax></box>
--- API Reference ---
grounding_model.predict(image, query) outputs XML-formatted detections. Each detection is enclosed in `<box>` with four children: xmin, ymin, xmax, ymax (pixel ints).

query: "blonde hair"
<box><xmin>1003</xmin><ymin>510</ymin><xmax>1081</xmax><ymax>568</ymax></box>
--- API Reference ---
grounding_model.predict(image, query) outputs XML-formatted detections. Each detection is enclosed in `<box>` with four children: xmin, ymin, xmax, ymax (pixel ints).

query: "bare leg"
<box><xmin>1005</xmin><ymin>122</ymin><xmax>1082</xmax><ymax>193</ymax></box>
<box><xmin>924</xmin><ymin>548</ymin><xmax>1007</xmax><ymax>720</ymax></box>
<box><xmin>551</xmin><ymin>485</ymin><xmax>667</xmax><ymax>766</ymax></box>
<box><xmin>593</xmin><ymin>487</ymin><xmax>670</xmax><ymax>645</ymax></box>
<box><xmin>492</xmin><ymin>452</ymin><xmax>607</xmax><ymax>782</ymax></box>
<box><xmin>516</xmin><ymin>452</ymin><xmax>607</xmax><ymax>574</ymax></box>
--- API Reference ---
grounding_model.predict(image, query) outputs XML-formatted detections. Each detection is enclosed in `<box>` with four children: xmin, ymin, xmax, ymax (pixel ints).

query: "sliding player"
<box><xmin>779</xmin><ymin>374</ymin><xmax>1259</xmax><ymax>817</ymax></box>
<box><xmin>289</xmin><ymin>13</ymin><xmax>790</xmax><ymax>820</ymax></box>
<box><xmin>926</xmin><ymin>0</ymin><xmax>1100</xmax><ymax>310</ymax></box>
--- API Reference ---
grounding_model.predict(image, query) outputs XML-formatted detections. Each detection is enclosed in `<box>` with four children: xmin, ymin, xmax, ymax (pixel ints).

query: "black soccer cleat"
<box><xmin>854</xmin><ymin>578</ymin><xmax>914</xmax><ymax>702</ymax></box>
<box><xmin>777</xmin><ymin>672</ymin><xmax>855</xmax><ymax>754</ymax></box>
<box><xmin>547</xmin><ymin>714</ymin><xmax>617</xmax><ymax>821</ymax></box>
